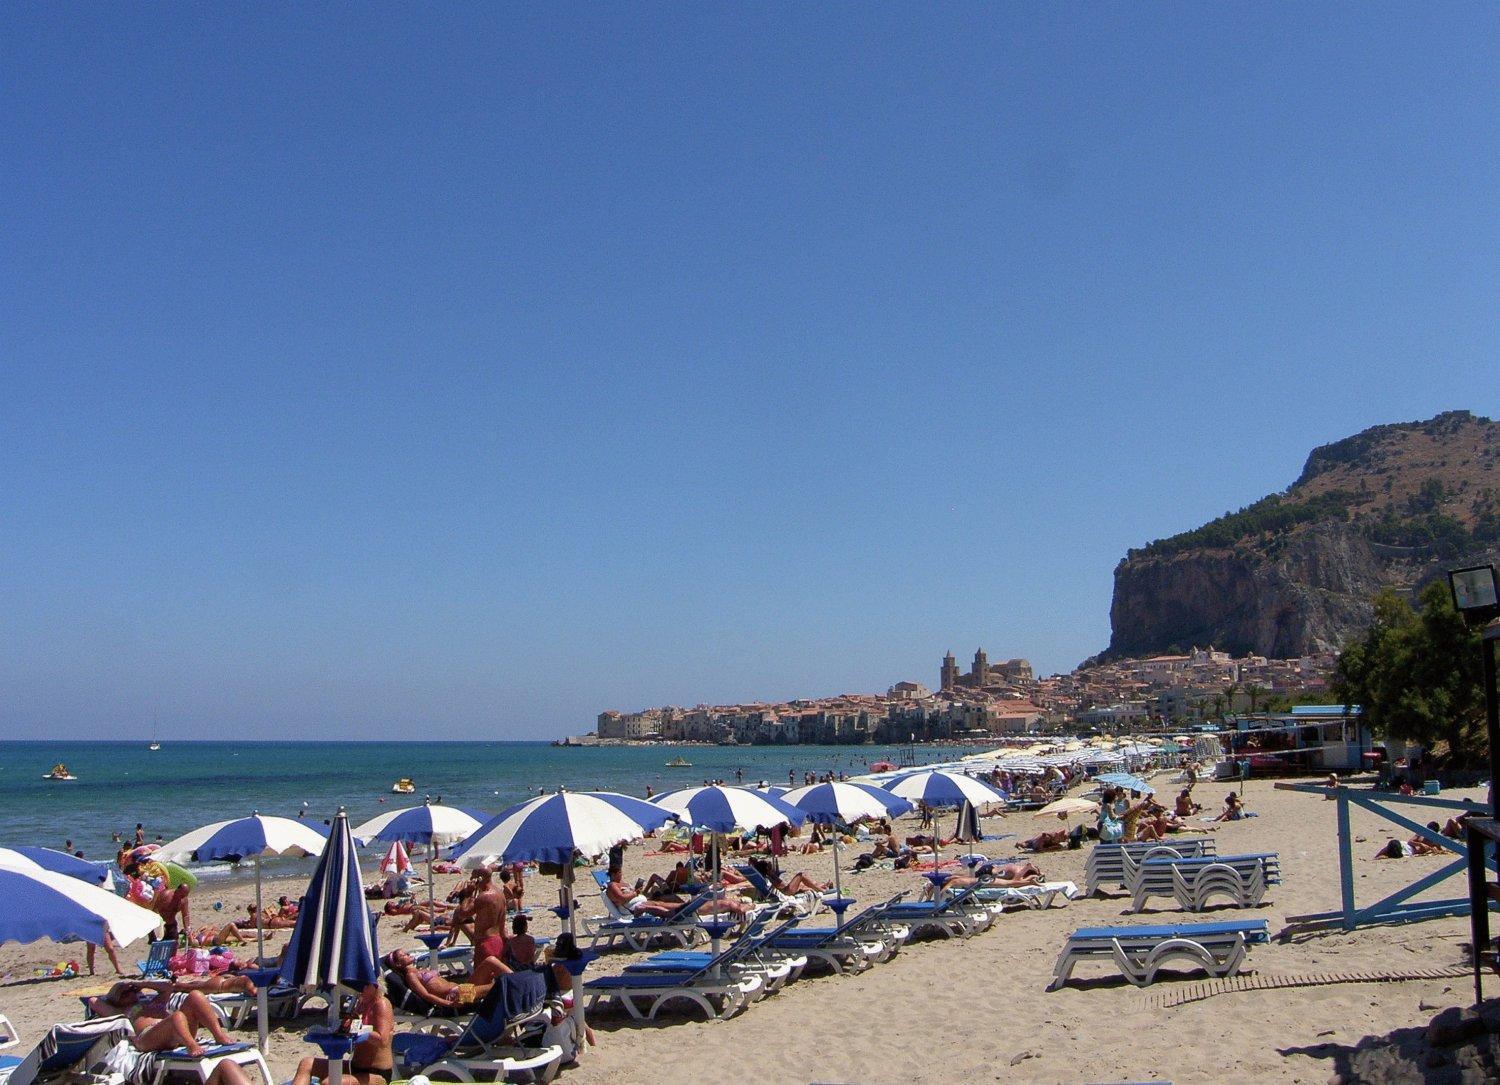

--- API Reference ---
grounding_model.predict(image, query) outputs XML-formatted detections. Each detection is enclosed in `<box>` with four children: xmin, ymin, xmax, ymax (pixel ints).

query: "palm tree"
<box><xmin>1247</xmin><ymin>684</ymin><xmax>1266</xmax><ymax>714</ymax></box>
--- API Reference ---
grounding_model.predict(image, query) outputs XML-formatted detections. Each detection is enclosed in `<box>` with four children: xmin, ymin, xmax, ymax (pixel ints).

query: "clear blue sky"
<box><xmin>4</xmin><ymin>6</ymin><xmax>1497</xmax><ymax>739</ymax></box>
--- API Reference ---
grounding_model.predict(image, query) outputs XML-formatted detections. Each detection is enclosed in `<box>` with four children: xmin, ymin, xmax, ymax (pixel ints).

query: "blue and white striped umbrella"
<box><xmin>782</xmin><ymin>781</ymin><xmax>912</xmax><ymax>824</ymax></box>
<box><xmin>0</xmin><ymin>855</ymin><xmax>159</xmax><ymax>947</ymax></box>
<box><xmin>1096</xmin><ymin>772</ymin><xmax>1155</xmax><ymax>795</ymax></box>
<box><xmin>453</xmin><ymin>791</ymin><xmax>679</xmax><ymax>867</ymax></box>
<box><xmin>781</xmin><ymin>782</ymin><xmax>912</xmax><ymax>901</ymax></box>
<box><xmin>882</xmin><ymin>770</ymin><xmax>1008</xmax><ymax>809</ymax></box>
<box><xmin>279</xmin><ymin>808</ymin><xmax>379</xmax><ymax>991</ymax></box>
<box><xmin>156</xmin><ymin>813</ymin><xmax>327</xmax><ymax>863</ymax></box>
<box><xmin>451</xmin><ymin>790</ymin><xmax>680</xmax><ymax>937</ymax></box>
<box><xmin>651</xmin><ymin>785</ymin><xmax>809</xmax><ymax>834</ymax></box>
<box><xmin>0</xmin><ymin>847</ymin><xmax>112</xmax><ymax>886</ymax></box>
<box><xmin>351</xmin><ymin>802</ymin><xmax>486</xmax><ymax>847</ymax></box>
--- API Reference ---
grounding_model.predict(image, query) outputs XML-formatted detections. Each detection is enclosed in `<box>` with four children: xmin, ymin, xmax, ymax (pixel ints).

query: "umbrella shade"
<box><xmin>782</xmin><ymin>782</ymin><xmax>912</xmax><ymax>824</ymax></box>
<box><xmin>651</xmin><ymin>786</ymin><xmax>809</xmax><ymax>834</ymax></box>
<box><xmin>1034</xmin><ymin>796</ymin><xmax>1101</xmax><ymax>819</ymax></box>
<box><xmin>453</xmin><ymin>791</ymin><xmax>678</xmax><ymax>867</ymax></box>
<box><xmin>0</xmin><ymin>847</ymin><xmax>112</xmax><ymax>886</ymax></box>
<box><xmin>882</xmin><ymin>770</ymin><xmax>1008</xmax><ymax>809</ymax></box>
<box><xmin>1096</xmin><ymin>772</ymin><xmax>1155</xmax><ymax>795</ymax></box>
<box><xmin>155</xmin><ymin>814</ymin><xmax>327</xmax><ymax>863</ymax></box>
<box><xmin>754</xmin><ymin>785</ymin><xmax>790</xmax><ymax>798</ymax></box>
<box><xmin>351</xmin><ymin>803</ymin><xmax>485</xmax><ymax>847</ymax></box>
<box><xmin>0</xmin><ymin>859</ymin><xmax>159</xmax><ymax>947</ymax></box>
<box><xmin>279</xmin><ymin>809</ymin><xmax>379</xmax><ymax>990</ymax></box>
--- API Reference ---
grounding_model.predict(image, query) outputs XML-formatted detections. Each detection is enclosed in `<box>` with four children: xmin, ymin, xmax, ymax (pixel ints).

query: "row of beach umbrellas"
<box><xmin>0</xmin><ymin>768</ymin><xmax>1014</xmax><ymax>1062</ymax></box>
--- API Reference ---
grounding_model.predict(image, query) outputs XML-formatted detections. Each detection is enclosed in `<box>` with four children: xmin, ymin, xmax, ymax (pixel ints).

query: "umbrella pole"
<box><xmin>831</xmin><ymin>822</ymin><xmax>842</xmax><ymax>900</ymax></box>
<box><xmin>426</xmin><ymin>842</ymin><xmax>438</xmax><ymax>968</ymax></box>
<box><xmin>254</xmin><ymin>855</ymin><xmax>269</xmax><ymax>1053</ymax></box>
<box><xmin>711</xmin><ymin>832</ymin><xmax>723</xmax><ymax>977</ymax></box>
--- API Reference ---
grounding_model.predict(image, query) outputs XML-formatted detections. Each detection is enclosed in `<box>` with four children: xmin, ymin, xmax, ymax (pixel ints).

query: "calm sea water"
<box><xmin>0</xmin><ymin>741</ymin><xmax>950</xmax><ymax>873</ymax></box>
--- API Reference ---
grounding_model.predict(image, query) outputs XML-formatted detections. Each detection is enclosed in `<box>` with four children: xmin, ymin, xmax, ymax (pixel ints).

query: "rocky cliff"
<box><xmin>1100</xmin><ymin>411</ymin><xmax>1500</xmax><ymax>661</ymax></box>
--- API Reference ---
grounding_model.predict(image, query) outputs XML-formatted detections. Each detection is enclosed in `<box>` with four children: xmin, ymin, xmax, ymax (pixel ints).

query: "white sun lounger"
<box><xmin>973</xmin><ymin>880</ymin><xmax>1080</xmax><ymax>912</ymax></box>
<box><xmin>1085</xmin><ymin>838</ymin><xmax>1216</xmax><ymax>896</ymax></box>
<box><xmin>1049</xmin><ymin>919</ymin><xmax>1269</xmax><ymax>989</ymax></box>
<box><xmin>1126</xmin><ymin>853</ymin><xmax>1280</xmax><ymax>913</ymax></box>
<box><xmin>584</xmin><ymin>962</ymin><xmax>765</xmax><ymax>1022</ymax></box>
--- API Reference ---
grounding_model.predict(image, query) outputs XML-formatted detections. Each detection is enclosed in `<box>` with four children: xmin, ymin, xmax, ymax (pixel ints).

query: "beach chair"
<box><xmin>384</xmin><ymin>971</ymin><xmax>466</xmax><ymax>1031</ymax></box>
<box><xmin>972</xmin><ymin>880</ymin><xmax>1081</xmax><ymax>912</ymax></box>
<box><xmin>1048</xmin><ymin>919</ymin><xmax>1269</xmax><ymax>990</ymax></box>
<box><xmin>1084</xmin><ymin>838</ymin><xmax>1216</xmax><ymax>896</ymax></box>
<box><xmin>583</xmin><ymin>959</ymin><xmax>764</xmax><ymax>1023</ymax></box>
<box><xmin>733</xmin><ymin>864</ymin><xmax>826</xmax><ymax>919</ymax></box>
<box><xmin>583</xmin><ymin>889</ymin><xmax>713</xmax><ymax>953</ymax></box>
<box><xmin>137</xmin><ymin>940</ymin><xmax>176</xmax><ymax>979</ymax></box>
<box><xmin>0</xmin><ymin>1017</ymin><xmax>134</xmax><ymax>1085</ymax></box>
<box><xmin>763</xmin><ymin>894</ymin><xmax>911</xmax><ymax>973</ymax></box>
<box><xmin>619</xmin><ymin>913</ymin><xmax>808</xmax><ymax>992</ymax></box>
<box><xmin>878</xmin><ymin>882</ymin><xmax>992</xmax><ymax>940</ymax></box>
<box><xmin>1126</xmin><ymin>853</ymin><xmax>1280</xmax><ymax>913</ymax></box>
<box><xmin>390</xmin><ymin>972</ymin><xmax>562</xmax><ymax>1084</ymax></box>
<box><xmin>147</xmin><ymin>1042</ymin><xmax>274</xmax><ymax>1085</ymax></box>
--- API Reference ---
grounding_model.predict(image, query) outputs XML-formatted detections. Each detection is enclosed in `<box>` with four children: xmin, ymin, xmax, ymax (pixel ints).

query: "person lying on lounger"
<box><xmin>385</xmin><ymin>949</ymin><xmax>510</xmax><ymax>1008</ymax></box>
<box><xmin>750</xmin><ymin>857</ymin><xmax>830</xmax><ymax>895</ymax></box>
<box><xmin>1017</xmin><ymin>829</ymin><xmax>1069</xmax><ymax>853</ymax></box>
<box><xmin>89</xmin><ymin>980</ymin><xmax>237</xmax><ymax>1051</ymax></box>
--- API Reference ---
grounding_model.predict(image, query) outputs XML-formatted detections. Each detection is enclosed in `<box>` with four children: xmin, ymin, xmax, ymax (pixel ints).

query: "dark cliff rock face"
<box><xmin>1102</xmin><ymin>411</ymin><xmax>1500</xmax><ymax>661</ymax></box>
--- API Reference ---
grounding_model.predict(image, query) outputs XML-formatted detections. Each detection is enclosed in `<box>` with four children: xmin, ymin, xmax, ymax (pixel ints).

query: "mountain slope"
<box><xmin>1101</xmin><ymin>411</ymin><xmax>1500</xmax><ymax>661</ymax></box>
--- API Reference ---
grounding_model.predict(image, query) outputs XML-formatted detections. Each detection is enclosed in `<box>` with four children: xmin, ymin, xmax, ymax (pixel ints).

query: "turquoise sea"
<box><xmin>0</xmin><ymin>741</ymin><xmax>951</xmax><ymax>875</ymax></box>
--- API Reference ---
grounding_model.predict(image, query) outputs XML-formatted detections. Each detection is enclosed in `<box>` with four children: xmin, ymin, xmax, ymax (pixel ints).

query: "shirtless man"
<box><xmin>445</xmin><ymin>869</ymin><xmax>505</xmax><ymax>948</ymax></box>
<box><xmin>292</xmin><ymin>982</ymin><xmax>393</xmax><ymax>1085</ymax></box>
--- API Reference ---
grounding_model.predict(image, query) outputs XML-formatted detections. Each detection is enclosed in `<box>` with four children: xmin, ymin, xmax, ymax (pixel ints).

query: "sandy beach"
<box><xmin>1</xmin><ymin>774</ymin><xmax>1486</xmax><ymax>1085</ymax></box>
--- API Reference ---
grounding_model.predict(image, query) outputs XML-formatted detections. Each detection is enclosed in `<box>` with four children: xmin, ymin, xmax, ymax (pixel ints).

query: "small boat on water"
<box><xmin>392</xmin><ymin>777</ymin><xmax>416</xmax><ymax>794</ymax></box>
<box><xmin>148</xmin><ymin>740</ymin><xmax>161</xmax><ymax>751</ymax></box>
<box><xmin>664</xmin><ymin>756</ymin><xmax>693</xmax><ymax>768</ymax></box>
<box><xmin>44</xmin><ymin>763</ymin><xmax>77</xmax><ymax>781</ymax></box>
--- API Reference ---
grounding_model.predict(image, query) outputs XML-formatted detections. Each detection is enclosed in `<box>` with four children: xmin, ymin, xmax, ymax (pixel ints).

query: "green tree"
<box><xmin>1333</xmin><ymin>581</ymin><xmax>1488</xmax><ymax>767</ymax></box>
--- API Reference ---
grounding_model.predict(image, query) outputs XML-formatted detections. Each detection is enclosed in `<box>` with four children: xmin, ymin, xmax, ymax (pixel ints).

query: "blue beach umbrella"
<box><xmin>782</xmin><ymin>782</ymin><xmax>912</xmax><ymax>900</ymax></box>
<box><xmin>650</xmin><ymin>785</ymin><xmax>809</xmax><ymax>835</ymax></box>
<box><xmin>279</xmin><ymin>809</ymin><xmax>379</xmax><ymax>1085</ymax></box>
<box><xmin>279</xmin><ymin>807</ymin><xmax>379</xmax><ymax>989</ymax></box>
<box><xmin>0</xmin><ymin>855</ymin><xmax>159</xmax><ymax>947</ymax></box>
<box><xmin>882</xmin><ymin>770</ymin><xmax>1008</xmax><ymax>870</ymax></box>
<box><xmin>353</xmin><ymin>801</ymin><xmax>486</xmax><ymax>962</ymax></box>
<box><xmin>0</xmin><ymin>847</ymin><xmax>112</xmax><ymax>886</ymax></box>
<box><xmin>452</xmin><ymin>790</ymin><xmax>679</xmax><ymax>936</ymax></box>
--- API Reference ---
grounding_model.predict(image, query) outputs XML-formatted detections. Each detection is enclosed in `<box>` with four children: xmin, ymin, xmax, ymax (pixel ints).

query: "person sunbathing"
<box><xmin>751</xmin><ymin>858</ymin><xmax>830</xmax><ymax>896</ymax></box>
<box><xmin>504</xmin><ymin>914</ymin><xmax>538</xmax><ymax>969</ymax></box>
<box><xmin>89</xmin><ymin>980</ymin><xmax>235</xmax><ymax>1051</ymax></box>
<box><xmin>1174</xmin><ymin>789</ymin><xmax>1203</xmax><ymax>817</ymax></box>
<box><xmin>245</xmin><ymin>903</ymin><xmax>297</xmax><ymax>930</ymax></box>
<box><xmin>605</xmin><ymin>869</ymin><xmax>682</xmax><ymax>917</ymax></box>
<box><xmin>385</xmin><ymin>949</ymin><xmax>508</xmax><ymax>1008</ymax></box>
<box><xmin>1018</xmin><ymin>829</ymin><xmax>1068</xmax><ymax>853</ymax></box>
<box><xmin>642</xmin><ymin>862</ymin><xmax>698</xmax><ymax>900</ymax></box>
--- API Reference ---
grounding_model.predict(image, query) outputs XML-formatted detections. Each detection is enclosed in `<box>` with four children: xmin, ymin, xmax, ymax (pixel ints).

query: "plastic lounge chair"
<box><xmin>733</xmin><ymin>865</ymin><xmax>825</xmax><ymax>919</ymax></box>
<box><xmin>136</xmin><ymin>940</ymin><xmax>176</xmax><ymax>979</ymax></box>
<box><xmin>620</xmin><ymin>913</ymin><xmax>808</xmax><ymax>991</ymax></box>
<box><xmin>972</xmin><ymin>880</ymin><xmax>1081</xmax><ymax>912</ymax></box>
<box><xmin>584</xmin><ymin>959</ymin><xmax>764</xmax><ymax>1023</ymax></box>
<box><xmin>1048</xmin><ymin>919</ymin><xmax>1269</xmax><ymax>989</ymax></box>
<box><xmin>0</xmin><ymin>1017</ymin><xmax>135</xmax><ymax>1085</ymax></box>
<box><xmin>879</xmin><ymin>882</ymin><xmax>992</xmax><ymax>939</ymax></box>
<box><xmin>149</xmin><ymin>1042</ymin><xmax>274</xmax><ymax>1085</ymax></box>
<box><xmin>1085</xmin><ymin>838</ymin><xmax>1216</xmax><ymax>896</ymax></box>
<box><xmin>1127</xmin><ymin>853</ymin><xmax>1280</xmax><ymax>913</ymax></box>
<box><xmin>390</xmin><ymin>972</ymin><xmax>562</xmax><ymax>1084</ymax></box>
<box><xmin>764</xmin><ymin>894</ymin><xmax>911</xmax><ymax>973</ymax></box>
<box><xmin>584</xmin><ymin>890</ymin><xmax>713</xmax><ymax>953</ymax></box>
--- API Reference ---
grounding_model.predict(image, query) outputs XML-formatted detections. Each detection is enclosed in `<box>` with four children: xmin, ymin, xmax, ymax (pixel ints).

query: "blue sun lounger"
<box><xmin>764</xmin><ymin>893</ymin><xmax>911</xmax><ymax>972</ymax></box>
<box><xmin>584</xmin><ymin>888</ymin><xmax>715</xmax><ymax>952</ymax></box>
<box><xmin>1049</xmin><ymin>919</ymin><xmax>1269</xmax><ymax>989</ymax></box>
<box><xmin>584</xmin><ymin>953</ymin><xmax>766</xmax><ymax>1022</ymax></box>
<box><xmin>1085</xmin><ymin>838</ymin><xmax>1216</xmax><ymax>896</ymax></box>
<box><xmin>621</xmin><ymin>913</ymin><xmax>808</xmax><ymax>990</ymax></box>
<box><xmin>879</xmin><ymin>882</ymin><xmax>992</xmax><ymax>939</ymax></box>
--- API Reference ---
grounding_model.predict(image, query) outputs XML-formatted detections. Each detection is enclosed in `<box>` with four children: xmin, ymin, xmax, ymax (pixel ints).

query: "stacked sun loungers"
<box><xmin>1084</xmin><ymin>838</ymin><xmax>1216</xmax><ymax>896</ymax></box>
<box><xmin>1126</xmin><ymin>852</ymin><xmax>1280</xmax><ymax>913</ymax></box>
<box><xmin>1049</xmin><ymin>919</ymin><xmax>1270</xmax><ymax>989</ymax></box>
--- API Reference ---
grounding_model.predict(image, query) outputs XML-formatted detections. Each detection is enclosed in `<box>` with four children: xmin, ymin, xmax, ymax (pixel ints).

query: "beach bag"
<box><xmin>1098</xmin><ymin>815</ymin><xmax>1123</xmax><ymax>843</ymax></box>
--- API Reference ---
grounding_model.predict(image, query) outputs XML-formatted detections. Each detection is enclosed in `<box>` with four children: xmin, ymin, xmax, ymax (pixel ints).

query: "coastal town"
<box><xmin>579</xmin><ymin>645</ymin><xmax>1340</xmax><ymax>746</ymax></box>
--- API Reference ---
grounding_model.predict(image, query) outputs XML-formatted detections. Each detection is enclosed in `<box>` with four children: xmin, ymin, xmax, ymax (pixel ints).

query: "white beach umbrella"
<box><xmin>0</xmin><ymin>853</ymin><xmax>159</xmax><ymax>948</ymax></box>
<box><xmin>155</xmin><ymin>813</ymin><xmax>326</xmax><ymax>1052</ymax></box>
<box><xmin>881</xmin><ymin>770</ymin><xmax>1008</xmax><ymax>870</ymax></box>
<box><xmin>782</xmin><ymin>782</ymin><xmax>912</xmax><ymax>901</ymax></box>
